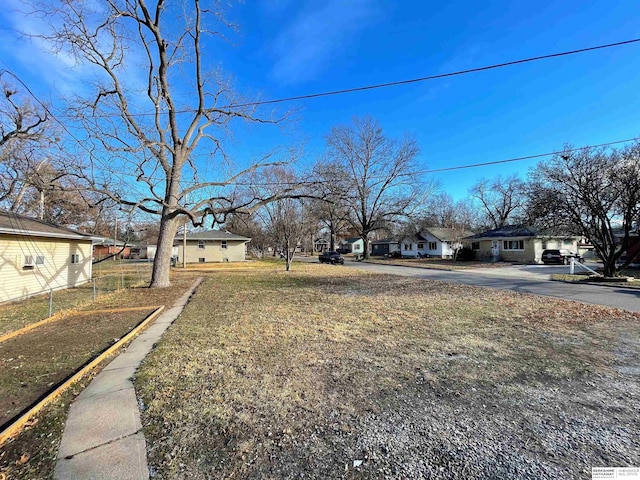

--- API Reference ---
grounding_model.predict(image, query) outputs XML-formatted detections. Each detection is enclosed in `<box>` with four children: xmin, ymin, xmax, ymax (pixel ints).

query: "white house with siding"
<box><xmin>0</xmin><ymin>210</ymin><xmax>93</xmax><ymax>303</ymax></box>
<box><xmin>338</xmin><ymin>237</ymin><xmax>364</xmax><ymax>255</ymax></box>
<box><xmin>421</xmin><ymin>228</ymin><xmax>476</xmax><ymax>258</ymax></box>
<box><xmin>399</xmin><ymin>233</ymin><xmax>428</xmax><ymax>258</ymax></box>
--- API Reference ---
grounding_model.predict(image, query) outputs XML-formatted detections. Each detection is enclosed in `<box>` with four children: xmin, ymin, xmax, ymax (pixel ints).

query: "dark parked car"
<box><xmin>319</xmin><ymin>251</ymin><xmax>344</xmax><ymax>265</ymax></box>
<box><xmin>386</xmin><ymin>250</ymin><xmax>402</xmax><ymax>258</ymax></box>
<box><xmin>541</xmin><ymin>249</ymin><xmax>584</xmax><ymax>264</ymax></box>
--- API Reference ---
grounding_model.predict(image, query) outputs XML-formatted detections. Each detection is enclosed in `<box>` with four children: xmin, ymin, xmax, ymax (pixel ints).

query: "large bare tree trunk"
<box><xmin>150</xmin><ymin>214</ymin><xmax>179</xmax><ymax>288</ymax></box>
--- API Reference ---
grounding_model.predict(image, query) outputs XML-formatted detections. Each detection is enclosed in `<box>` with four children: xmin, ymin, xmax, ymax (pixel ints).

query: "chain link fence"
<box><xmin>0</xmin><ymin>262</ymin><xmax>153</xmax><ymax>334</ymax></box>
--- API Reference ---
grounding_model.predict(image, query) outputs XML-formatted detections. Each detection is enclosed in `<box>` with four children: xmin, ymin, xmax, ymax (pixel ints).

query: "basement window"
<box><xmin>199</xmin><ymin>258</ymin><xmax>205</xmax><ymax>263</ymax></box>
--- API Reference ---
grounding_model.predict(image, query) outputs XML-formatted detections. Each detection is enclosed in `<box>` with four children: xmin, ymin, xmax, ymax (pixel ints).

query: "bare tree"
<box><xmin>469</xmin><ymin>174</ymin><xmax>527</xmax><ymax>229</ymax></box>
<box><xmin>325</xmin><ymin>116</ymin><xmax>427</xmax><ymax>259</ymax></box>
<box><xmin>223</xmin><ymin>212</ymin><xmax>269</xmax><ymax>258</ymax></box>
<box><xmin>253</xmin><ymin>167</ymin><xmax>306</xmax><ymax>271</ymax></box>
<box><xmin>0</xmin><ymin>72</ymin><xmax>54</xmax><ymax>210</ymax></box>
<box><xmin>528</xmin><ymin>144</ymin><xmax>640</xmax><ymax>277</ymax></box>
<box><xmin>36</xmin><ymin>0</ymin><xmax>294</xmax><ymax>287</ymax></box>
<box><xmin>310</xmin><ymin>161</ymin><xmax>351</xmax><ymax>251</ymax></box>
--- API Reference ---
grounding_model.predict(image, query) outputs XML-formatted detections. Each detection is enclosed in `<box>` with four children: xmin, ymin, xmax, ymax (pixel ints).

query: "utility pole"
<box><xmin>182</xmin><ymin>193</ymin><xmax>187</xmax><ymax>268</ymax></box>
<box><xmin>183</xmin><ymin>223</ymin><xmax>187</xmax><ymax>268</ymax></box>
<box><xmin>39</xmin><ymin>190</ymin><xmax>45</xmax><ymax>220</ymax></box>
<box><xmin>113</xmin><ymin>214</ymin><xmax>118</xmax><ymax>261</ymax></box>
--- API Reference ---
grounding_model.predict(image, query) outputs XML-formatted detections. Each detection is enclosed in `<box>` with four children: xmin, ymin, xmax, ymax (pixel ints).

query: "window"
<box><xmin>221</xmin><ymin>240</ymin><xmax>228</xmax><ymax>249</ymax></box>
<box><xmin>428</xmin><ymin>241</ymin><xmax>437</xmax><ymax>250</ymax></box>
<box><xmin>417</xmin><ymin>242</ymin><xmax>424</xmax><ymax>249</ymax></box>
<box><xmin>35</xmin><ymin>255</ymin><xmax>45</xmax><ymax>265</ymax></box>
<box><xmin>353</xmin><ymin>244</ymin><xmax>360</xmax><ymax>251</ymax></box>
<box><xmin>199</xmin><ymin>257</ymin><xmax>205</xmax><ymax>263</ymax></box>
<box><xmin>503</xmin><ymin>240</ymin><xmax>524</xmax><ymax>251</ymax></box>
<box><xmin>70</xmin><ymin>254</ymin><xmax>80</xmax><ymax>264</ymax></box>
<box><xmin>23</xmin><ymin>255</ymin><xmax>34</xmax><ymax>268</ymax></box>
<box><xmin>198</xmin><ymin>240</ymin><xmax>205</xmax><ymax>249</ymax></box>
<box><xmin>472</xmin><ymin>242</ymin><xmax>480</xmax><ymax>251</ymax></box>
<box><xmin>404</xmin><ymin>243</ymin><xmax>412</xmax><ymax>250</ymax></box>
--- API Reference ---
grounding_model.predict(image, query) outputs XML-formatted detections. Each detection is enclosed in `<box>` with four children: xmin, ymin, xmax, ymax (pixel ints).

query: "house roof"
<box><xmin>465</xmin><ymin>225</ymin><xmax>578</xmax><ymax>240</ymax></box>
<box><xmin>92</xmin><ymin>237</ymin><xmax>127</xmax><ymax>247</ymax></box>
<box><xmin>371</xmin><ymin>238</ymin><xmax>399</xmax><ymax>245</ymax></box>
<box><xmin>341</xmin><ymin>237</ymin><xmax>362</xmax><ymax>244</ymax></box>
<box><xmin>400</xmin><ymin>233</ymin><xmax>427</xmax><ymax>242</ymax></box>
<box><xmin>423</xmin><ymin>227</ymin><xmax>475</xmax><ymax>242</ymax></box>
<box><xmin>182</xmin><ymin>230</ymin><xmax>251</xmax><ymax>242</ymax></box>
<box><xmin>0</xmin><ymin>210</ymin><xmax>92</xmax><ymax>241</ymax></box>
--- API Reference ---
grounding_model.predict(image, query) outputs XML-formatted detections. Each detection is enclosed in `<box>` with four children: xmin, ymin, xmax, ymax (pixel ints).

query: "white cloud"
<box><xmin>268</xmin><ymin>0</ymin><xmax>380</xmax><ymax>85</ymax></box>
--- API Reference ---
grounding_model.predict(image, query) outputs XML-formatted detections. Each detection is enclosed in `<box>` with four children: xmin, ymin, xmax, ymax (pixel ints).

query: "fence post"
<box><xmin>93</xmin><ymin>278</ymin><xmax>97</xmax><ymax>300</ymax></box>
<box><xmin>570</xmin><ymin>257</ymin><xmax>575</xmax><ymax>274</ymax></box>
<box><xmin>49</xmin><ymin>289</ymin><xmax>53</xmax><ymax>317</ymax></box>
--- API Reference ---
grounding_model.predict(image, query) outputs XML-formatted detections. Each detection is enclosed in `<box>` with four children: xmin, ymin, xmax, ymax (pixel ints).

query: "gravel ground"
<box><xmin>239</xmin><ymin>371</ymin><xmax>639</xmax><ymax>480</ymax></box>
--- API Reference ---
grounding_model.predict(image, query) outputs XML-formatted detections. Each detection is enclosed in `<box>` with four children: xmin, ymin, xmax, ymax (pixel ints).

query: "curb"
<box><xmin>0</xmin><ymin>306</ymin><xmax>165</xmax><ymax>446</ymax></box>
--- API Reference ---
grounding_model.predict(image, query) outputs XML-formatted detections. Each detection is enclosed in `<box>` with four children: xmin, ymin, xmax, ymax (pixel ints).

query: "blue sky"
<box><xmin>2</xmin><ymin>0</ymin><xmax>640</xmax><ymax>201</ymax></box>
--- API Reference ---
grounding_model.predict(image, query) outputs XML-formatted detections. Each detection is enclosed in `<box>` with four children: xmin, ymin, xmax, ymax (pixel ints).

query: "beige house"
<box><xmin>0</xmin><ymin>211</ymin><xmax>93</xmax><ymax>303</ymax></box>
<box><xmin>175</xmin><ymin>230</ymin><xmax>250</xmax><ymax>264</ymax></box>
<box><xmin>464</xmin><ymin>225</ymin><xmax>580</xmax><ymax>263</ymax></box>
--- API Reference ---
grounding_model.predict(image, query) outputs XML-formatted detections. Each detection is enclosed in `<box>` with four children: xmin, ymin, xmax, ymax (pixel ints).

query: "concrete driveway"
<box><xmin>297</xmin><ymin>257</ymin><xmax>640</xmax><ymax>313</ymax></box>
<box><xmin>462</xmin><ymin>261</ymin><xmax>601</xmax><ymax>280</ymax></box>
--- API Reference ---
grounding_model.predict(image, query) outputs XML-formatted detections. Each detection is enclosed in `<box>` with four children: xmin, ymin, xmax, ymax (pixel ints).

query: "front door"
<box><xmin>491</xmin><ymin>241</ymin><xmax>500</xmax><ymax>257</ymax></box>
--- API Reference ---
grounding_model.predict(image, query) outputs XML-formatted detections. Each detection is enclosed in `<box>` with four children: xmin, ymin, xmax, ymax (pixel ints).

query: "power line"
<box><xmin>3</xmin><ymin>42</ymin><xmax>640</xmax><ymax>186</ymax></box>
<box><xmin>15</xmin><ymin>36</ymin><xmax>640</xmax><ymax>119</ymax></box>
<box><xmin>230</xmin><ymin>37</ymin><xmax>640</xmax><ymax>109</ymax></box>
<box><xmin>71</xmin><ymin>136</ymin><xmax>640</xmax><ymax>184</ymax></box>
<box><xmin>423</xmin><ymin>137</ymin><xmax>640</xmax><ymax>174</ymax></box>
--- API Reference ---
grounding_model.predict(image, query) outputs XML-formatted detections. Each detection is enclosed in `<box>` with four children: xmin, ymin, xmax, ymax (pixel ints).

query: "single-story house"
<box><xmin>92</xmin><ymin>238</ymin><xmax>130</xmax><ymax>261</ymax></box>
<box><xmin>370</xmin><ymin>239</ymin><xmax>399</xmax><ymax>256</ymax></box>
<box><xmin>420</xmin><ymin>228</ymin><xmax>476</xmax><ymax>258</ymax></box>
<box><xmin>0</xmin><ymin>210</ymin><xmax>93</xmax><ymax>303</ymax></box>
<box><xmin>314</xmin><ymin>238</ymin><xmax>330</xmax><ymax>253</ymax></box>
<box><xmin>175</xmin><ymin>230</ymin><xmax>250</xmax><ymax>263</ymax></box>
<box><xmin>613</xmin><ymin>229</ymin><xmax>640</xmax><ymax>266</ymax></box>
<box><xmin>128</xmin><ymin>244</ymin><xmax>158</xmax><ymax>260</ymax></box>
<box><xmin>463</xmin><ymin>225</ymin><xmax>580</xmax><ymax>263</ymax></box>
<box><xmin>338</xmin><ymin>237</ymin><xmax>364</xmax><ymax>255</ymax></box>
<box><xmin>399</xmin><ymin>233</ymin><xmax>428</xmax><ymax>258</ymax></box>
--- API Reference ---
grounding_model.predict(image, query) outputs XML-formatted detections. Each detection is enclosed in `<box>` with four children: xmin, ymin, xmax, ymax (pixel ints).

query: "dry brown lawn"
<box><xmin>136</xmin><ymin>262</ymin><xmax>640</xmax><ymax>479</ymax></box>
<box><xmin>0</xmin><ymin>270</ymin><xmax>200</xmax><ymax>480</ymax></box>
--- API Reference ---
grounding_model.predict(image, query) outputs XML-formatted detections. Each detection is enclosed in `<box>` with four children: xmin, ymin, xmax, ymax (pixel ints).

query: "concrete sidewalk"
<box><xmin>54</xmin><ymin>277</ymin><xmax>202</xmax><ymax>480</ymax></box>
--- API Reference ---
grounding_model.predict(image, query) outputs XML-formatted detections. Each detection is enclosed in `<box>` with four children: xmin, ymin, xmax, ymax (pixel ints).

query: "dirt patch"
<box><xmin>136</xmin><ymin>263</ymin><xmax>640</xmax><ymax>479</ymax></box>
<box><xmin>0</xmin><ymin>307</ymin><xmax>155</xmax><ymax>426</ymax></box>
<box><xmin>0</xmin><ymin>271</ymin><xmax>200</xmax><ymax>479</ymax></box>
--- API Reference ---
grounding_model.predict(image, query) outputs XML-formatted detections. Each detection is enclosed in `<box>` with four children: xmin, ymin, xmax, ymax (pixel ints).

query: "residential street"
<box><xmin>298</xmin><ymin>257</ymin><xmax>640</xmax><ymax>313</ymax></box>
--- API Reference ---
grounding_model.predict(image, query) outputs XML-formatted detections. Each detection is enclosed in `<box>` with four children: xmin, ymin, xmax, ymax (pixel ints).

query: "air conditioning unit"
<box><xmin>23</xmin><ymin>255</ymin><xmax>35</xmax><ymax>268</ymax></box>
